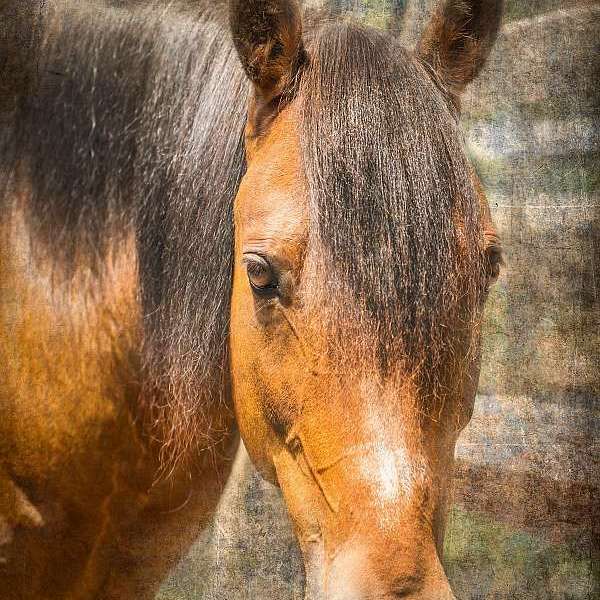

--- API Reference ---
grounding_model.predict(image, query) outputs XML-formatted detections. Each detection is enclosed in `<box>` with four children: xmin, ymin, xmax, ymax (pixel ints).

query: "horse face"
<box><xmin>229</xmin><ymin>1</ymin><xmax>502</xmax><ymax>598</ymax></box>
<box><xmin>230</xmin><ymin>102</ymin><xmax>473</xmax><ymax>599</ymax></box>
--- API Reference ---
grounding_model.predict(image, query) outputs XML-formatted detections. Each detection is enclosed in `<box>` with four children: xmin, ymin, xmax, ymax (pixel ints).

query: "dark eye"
<box><xmin>243</xmin><ymin>254</ymin><xmax>279</xmax><ymax>297</ymax></box>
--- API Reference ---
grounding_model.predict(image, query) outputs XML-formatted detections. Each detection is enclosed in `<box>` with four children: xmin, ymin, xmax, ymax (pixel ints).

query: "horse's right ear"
<box><xmin>229</xmin><ymin>0</ymin><xmax>304</xmax><ymax>132</ymax></box>
<box><xmin>417</xmin><ymin>0</ymin><xmax>503</xmax><ymax>100</ymax></box>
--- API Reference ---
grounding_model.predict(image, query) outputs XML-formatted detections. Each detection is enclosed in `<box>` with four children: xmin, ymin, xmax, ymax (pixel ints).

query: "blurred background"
<box><xmin>159</xmin><ymin>1</ymin><xmax>599</xmax><ymax>598</ymax></box>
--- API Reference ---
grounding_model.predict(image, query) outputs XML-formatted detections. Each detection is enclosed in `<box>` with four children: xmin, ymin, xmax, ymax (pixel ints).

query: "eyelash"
<box><xmin>250</xmin><ymin>280</ymin><xmax>279</xmax><ymax>297</ymax></box>
<box><xmin>243</xmin><ymin>254</ymin><xmax>280</xmax><ymax>297</ymax></box>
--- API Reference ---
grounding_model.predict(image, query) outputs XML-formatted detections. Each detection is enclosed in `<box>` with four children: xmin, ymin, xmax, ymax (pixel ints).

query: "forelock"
<box><xmin>298</xmin><ymin>21</ymin><xmax>486</xmax><ymax>381</ymax></box>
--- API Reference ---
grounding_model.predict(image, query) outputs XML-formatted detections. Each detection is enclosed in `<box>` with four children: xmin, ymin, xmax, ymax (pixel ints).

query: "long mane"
<box><xmin>299</xmin><ymin>22</ymin><xmax>486</xmax><ymax>384</ymax></box>
<box><xmin>0</xmin><ymin>0</ymin><xmax>248</xmax><ymax>464</ymax></box>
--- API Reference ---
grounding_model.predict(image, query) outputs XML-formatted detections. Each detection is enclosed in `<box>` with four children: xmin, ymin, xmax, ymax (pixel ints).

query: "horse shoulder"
<box><xmin>0</xmin><ymin>199</ymin><xmax>151</xmax><ymax>597</ymax></box>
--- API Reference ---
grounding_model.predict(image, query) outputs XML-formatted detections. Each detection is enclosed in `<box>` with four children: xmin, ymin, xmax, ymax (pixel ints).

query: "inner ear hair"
<box><xmin>484</xmin><ymin>229</ymin><xmax>503</xmax><ymax>284</ymax></box>
<box><xmin>230</xmin><ymin>0</ymin><xmax>305</xmax><ymax>135</ymax></box>
<box><xmin>417</xmin><ymin>0</ymin><xmax>504</xmax><ymax>99</ymax></box>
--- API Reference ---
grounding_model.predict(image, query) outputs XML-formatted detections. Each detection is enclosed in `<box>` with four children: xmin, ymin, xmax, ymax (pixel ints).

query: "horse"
<box><xmin>0</xmin><ymin>0</ymin><xmax>503</xmax><ymax>598</ymax></box>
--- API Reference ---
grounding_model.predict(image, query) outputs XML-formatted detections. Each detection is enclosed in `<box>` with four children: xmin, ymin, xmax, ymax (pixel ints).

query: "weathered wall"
<box><xmin>159</xmin><ymin>2</ymin><xmax>600</xmax><ymax>598</ymax></box>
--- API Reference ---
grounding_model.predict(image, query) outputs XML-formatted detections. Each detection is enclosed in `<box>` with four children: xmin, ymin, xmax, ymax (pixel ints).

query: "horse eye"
<box><xmin>244</xmin><ymin>254</ymin><xmax>279</xmax><ymax>296</ymax></box>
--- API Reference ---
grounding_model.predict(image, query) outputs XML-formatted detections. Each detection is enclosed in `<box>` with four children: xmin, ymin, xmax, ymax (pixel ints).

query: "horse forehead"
<box><xmin>245</xmin><ymin>104</ymin><xmax>303</xmax><ymax>187</ymax></box>
<box><xmin>238</xmin><ymin>106</ymin><xmax>306</xmax><ymax>234</ymax></box>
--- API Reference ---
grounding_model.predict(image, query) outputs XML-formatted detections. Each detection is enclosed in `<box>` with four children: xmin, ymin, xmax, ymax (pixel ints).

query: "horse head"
<box><xmin>228</xmin><ymin>1</ymin><xmax>503</xmax><ymax>598</ymax></box>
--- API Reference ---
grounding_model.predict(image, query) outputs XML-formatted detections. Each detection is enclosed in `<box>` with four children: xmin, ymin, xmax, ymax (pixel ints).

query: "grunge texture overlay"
<box><xmin>0</xmin><ymin>1</ymin><xmax>598</xmax><ymax>599</ymax></box>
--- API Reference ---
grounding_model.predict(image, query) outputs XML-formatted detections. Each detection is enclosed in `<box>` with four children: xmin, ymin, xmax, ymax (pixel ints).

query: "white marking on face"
<box><xmin>373</xmin><ymin>443</ymin><xmax>409</xmax><ymax>502</ymax></box>
<box><xmin>357</xmin><ymin>442</ymin><xmax>414</xmax><ymax>507</ymax></box>
<box><xmin>356</xmin><ymin>378</ymin><xmax>426</xmax><ymax>507</ymax></box>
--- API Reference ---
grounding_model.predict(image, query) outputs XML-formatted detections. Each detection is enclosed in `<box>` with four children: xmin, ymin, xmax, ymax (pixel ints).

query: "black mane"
<box><xmin>300</xmin><ymin>22</ymin><xmax>486</xmax><ymax>379</ymax></box>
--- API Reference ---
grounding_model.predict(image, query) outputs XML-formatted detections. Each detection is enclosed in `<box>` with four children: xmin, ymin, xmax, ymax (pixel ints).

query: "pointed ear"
<box><xmin>417</xmin><ymin>0</ymin><xmax>503</xmax><ymax>99</ymax></box>
<box><xmin>229</xmin><ymin>0</ymin><xmax>304</xmax><ymax>131</ymax></box>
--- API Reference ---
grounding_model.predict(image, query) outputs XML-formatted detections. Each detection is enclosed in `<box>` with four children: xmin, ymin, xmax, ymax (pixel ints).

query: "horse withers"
<box><xmin>0</xmin><ymin>0</ymin><xmax>503</xmax><ymax>598</ymax></box>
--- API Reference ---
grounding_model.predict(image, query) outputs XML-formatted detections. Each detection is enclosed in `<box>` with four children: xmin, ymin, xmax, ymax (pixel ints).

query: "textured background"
<box><xmin>159</xmin><ymin>1</ymin><xmax>600</xmax><ymax>598</ymax></box>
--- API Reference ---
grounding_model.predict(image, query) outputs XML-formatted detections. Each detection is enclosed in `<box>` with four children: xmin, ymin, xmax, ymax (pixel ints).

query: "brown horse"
<box><xmin>0</xmin><ymin>0</ymin><xmax>503</xmax><ymax>598</ymax></box>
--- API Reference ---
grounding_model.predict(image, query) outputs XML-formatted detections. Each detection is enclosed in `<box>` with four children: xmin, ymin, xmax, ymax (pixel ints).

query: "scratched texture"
<box><xmin>159</xmin><ymin>1</ymin><xmax>600</xmax><ymax>599</ymax></box>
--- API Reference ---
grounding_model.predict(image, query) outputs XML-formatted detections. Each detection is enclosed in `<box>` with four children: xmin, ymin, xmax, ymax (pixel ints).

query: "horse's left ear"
<box><xmin>417</xmin><ymin>0</ymin><xmax>503</xmax><ymax>99</ymax></box>
<box><xmin>229</xmin><ymin>0</ymin><xmax>304</xmax><ymax>132</ymax></box>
